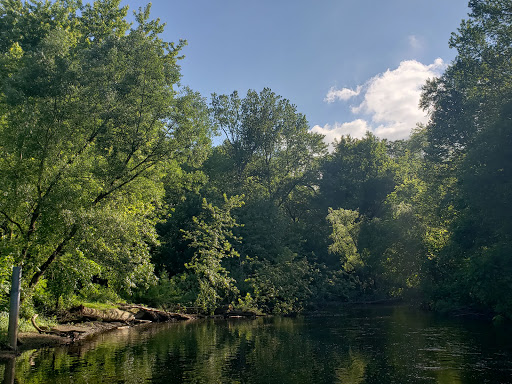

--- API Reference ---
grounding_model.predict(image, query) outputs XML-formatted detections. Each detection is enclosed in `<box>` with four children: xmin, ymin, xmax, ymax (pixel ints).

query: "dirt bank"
<box><xmin>0</xmin><ymin>321</ymin><xmax>144</xmax><ymax>356</ymax></box>
<box><xmin>1</xmin><ymin>304</ymin><xmax>199</xmax><ymax>356</ymax></box>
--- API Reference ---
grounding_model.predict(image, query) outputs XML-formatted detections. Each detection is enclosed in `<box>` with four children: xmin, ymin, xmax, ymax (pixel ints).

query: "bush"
<box><xmin>248</xmin><ymin>253</ymin><xmax>316</xmax><ymax>314</ymax></box>
<box><xmin>130</xmin><ymin>272</ymin><xmax>197</xmax><ymax>310</ymax></box>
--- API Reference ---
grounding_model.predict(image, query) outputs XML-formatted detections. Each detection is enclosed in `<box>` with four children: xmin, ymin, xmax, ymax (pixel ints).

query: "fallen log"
<box><xmin>31</xmin><ymin>314</ymin><xmax>85</xmax><ymax>340</ymax></box>
<box><xmin>119</xmin><ymin>304</ymin><xmax>194</xmax><ymax>322</ymax></box>
<box><xmin>68</xmin><ymin>305</ymin><xmax>135</xmax><ymax>323</ymax></box>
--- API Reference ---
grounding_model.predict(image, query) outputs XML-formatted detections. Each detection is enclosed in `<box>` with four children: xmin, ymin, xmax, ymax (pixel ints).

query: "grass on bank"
<box><xmin>0</xmin><ymin>300</ymin><xmax>120</xmax><ymax>347</ymax></box>
<box><xmin>0</xmin><ymin>311</ymin><xmax>59</xmax><ymax>347</ymax></box>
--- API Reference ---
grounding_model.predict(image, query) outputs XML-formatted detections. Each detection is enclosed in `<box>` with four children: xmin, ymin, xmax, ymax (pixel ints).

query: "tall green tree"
<box><xmin>0</xmin><ymin>0</ymin><xmax>211</xmax><ymax>306</ymax></box>
<box><xmin>361</xmin><ymin>132</ymin><xmax>430</xmax><ymax>297</ymax></box>
<box><xmin>207</xmin><ymin>88</ymin><xmax>327</xmax><ymax>263</ymax></box>
<box><xmin>419</xmin><ymin>0</ymin><xmax>512</xmax><ymax>316</ymax></box>
<box><xmin>201</xmin><ymin>89</ymin><xmax>328</xmax><ymax>311</ymax></box>
<box><xmin>210</xmin><ymin>88</ymin><xmax>327</xmax><ymax>207</ymax></box>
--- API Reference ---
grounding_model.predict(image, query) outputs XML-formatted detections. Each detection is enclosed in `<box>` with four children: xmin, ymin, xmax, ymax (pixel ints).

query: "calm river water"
<box><xmin>1</xmin><ymin>305</ymin><xmax>512</xmax><ymax>383</ymax></box>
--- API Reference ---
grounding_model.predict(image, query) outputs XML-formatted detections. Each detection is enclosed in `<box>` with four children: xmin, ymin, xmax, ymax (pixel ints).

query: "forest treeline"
<box><xmin>0</xmin><ymin>0</ymin><xmax>511</xmax><ymax>319</ymax></box>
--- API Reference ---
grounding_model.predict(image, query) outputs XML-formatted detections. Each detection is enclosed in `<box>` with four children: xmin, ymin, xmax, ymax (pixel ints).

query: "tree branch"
<box><xmin>0</xmin><ymin>211</ymin><xmax>24</xmax><ymax>234</ymax></box>
<box><xmin>93</xmin><ymin>161</ymin><xmax>156</xmax><ymax>205</ymax></box>
<box><xmin>29</xmin><ymin>224</ymin><xmax>79</xmax><ymax>288</ymax></box>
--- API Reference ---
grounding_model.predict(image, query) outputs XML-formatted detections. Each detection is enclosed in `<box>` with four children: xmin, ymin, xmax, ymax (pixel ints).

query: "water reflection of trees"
<box><xmin>3</xmin><ymin>308</ymin><xmax>512</xmax><ymax>383</ymax></box>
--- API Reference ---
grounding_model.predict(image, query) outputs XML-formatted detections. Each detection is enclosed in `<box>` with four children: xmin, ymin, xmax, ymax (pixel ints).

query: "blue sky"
<box><xmin>121</xmin><ymin>0</ymin><xmax>470</xmax><ymax>143</ymax></box>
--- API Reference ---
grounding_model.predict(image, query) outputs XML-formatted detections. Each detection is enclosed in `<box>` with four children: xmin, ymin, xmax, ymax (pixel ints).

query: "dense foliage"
<box><xmin>1</xmin><ymin>0</ymin><xmax>510</xmax><ymax>319</ymax></box>
<box><xmin>0</xmin><ymin>0</ymin><xmax>211</xmax><ymax>312</ymax></box>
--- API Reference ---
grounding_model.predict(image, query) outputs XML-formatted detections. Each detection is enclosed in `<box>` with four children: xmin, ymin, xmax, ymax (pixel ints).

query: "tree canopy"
<box><xmin>1</xmin><ymin>0</ymin><xmax>511</xmax><ymax>320</ymax></box>
<box><xmin>0</xmin><ymin>0</ymin><xmax>211</xmax><ymax>307</ymax></box>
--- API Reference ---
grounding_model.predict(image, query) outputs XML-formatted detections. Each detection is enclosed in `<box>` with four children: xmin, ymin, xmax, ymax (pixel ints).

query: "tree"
<box><xmin>319</xmin><ymin>133</ymin><xmax>396</xmax><ymax>218</ymax></box>
<box><xmin>0</xmin><ymin>0</ymin><xmax>211</xmax><ymax>305</ymax></box>
<box><xmin>182</xmin><ymin>195</ymin><xmax>244</xmax><ymax>313</ymax></box>
<box><xmin>210</xmin><ymin>88</ymin><xmax>327</xmax><ymax>208</ymax></box>
<box><xmin>198</xmin><ymin>89</ymin><xmax>329</xmax><ymax>311</ymax></box>
<box><xmin>419</xmin><ymin>0</ymin><xmax>512</xmax><ymax>316</ymax></box>
<box><xmin>326</xmin><ymin>208</ymin><xmax>362</xmax><ymax>273</ymax></box>
<box><xmin>420</xmin><ymin>0</ymin><xmax>512</xmax><ymax>162</ymax></box>
<box><xmin>248</xmin><ymin>254</ymin><xmax>316</xmax><ymax>314</ymax></box>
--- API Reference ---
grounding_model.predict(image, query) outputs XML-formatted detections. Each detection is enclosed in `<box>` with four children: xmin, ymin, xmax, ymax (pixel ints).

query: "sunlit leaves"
<box><xmin>327</xmin><ymin>208</ymin><xmax>362</xmax><ymax>273</ymax></box>
<box><xmin>0</xmin><ymin>0</ymin><xmax>211</xmax><ymax>306</ymax></box>
<box><xmin>182</xmin><ymin>195</ymin><xmax>244</xmax><ymax>313</ymax></box>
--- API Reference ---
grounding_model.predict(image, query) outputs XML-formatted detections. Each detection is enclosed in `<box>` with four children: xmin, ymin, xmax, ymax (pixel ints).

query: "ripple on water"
<box><xmin>3</xmin><ymin>306</ymin><xmax>512</xmax><ymax>384</ymax></box>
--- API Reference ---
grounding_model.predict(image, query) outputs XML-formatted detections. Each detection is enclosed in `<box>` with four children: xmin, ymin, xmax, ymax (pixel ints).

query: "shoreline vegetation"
<box><xmin>1</xmin><ymin>0</ymin><xmax>511</xmax><ymax>356</ymax></box>
<box><xmin>2</xmin><ymin>298</ymin><xmax>502</xmax><ymax>356</ymax></box>
<box><xmin>0</xmin><ymin>303</ymin><xmax>263</xmax><ymax>354</ymax></box>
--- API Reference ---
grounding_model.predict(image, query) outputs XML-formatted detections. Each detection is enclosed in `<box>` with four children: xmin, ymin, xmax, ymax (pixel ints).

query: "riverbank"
<box><xmin>0</xmin><ymin>320</ymin><xmax>155</xmax><ymax>357</ymax></box>
<box><xmin>0</xmin><ymin>304</ymin><xmax>262</xmax><ymax>356</ymax></box>
<box><xmin>0</xmin><ymin>304</ymin><xmax>200</xmax><ymax>356</ymax></box>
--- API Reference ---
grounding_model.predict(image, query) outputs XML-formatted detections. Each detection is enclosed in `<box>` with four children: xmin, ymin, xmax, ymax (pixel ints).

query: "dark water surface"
<box><xmin>1</xmin><ymin>305</ymin><xmax>512</xmax><ymax>383</ymax></box>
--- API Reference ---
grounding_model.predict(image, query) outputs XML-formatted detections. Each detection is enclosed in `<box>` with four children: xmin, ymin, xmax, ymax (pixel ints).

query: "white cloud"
<box><xmin>320</xmin><ymin>58</ymin><xmax>445</xmax><ymax>142</ymax></box>
<box><xmin>311</xmin><ymin>119</ymin><xmax>369</xmax><ymax>148</ymax></box>
<box><xmin>324</xmin><ymin>85</ymin><xmax>362</xmax><ymax>103</ymax></box>
<box><xmin>408</xmin><ymin>35</ymin><xmax>422</xmax><ymax>50</ymax></box>
<box><xmin>357</xmin><ymin>58</ymin><xmax>444</xmax><ymax>140</ymax></box>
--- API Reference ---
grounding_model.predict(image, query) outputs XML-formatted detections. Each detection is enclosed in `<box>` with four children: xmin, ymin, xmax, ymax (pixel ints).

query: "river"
<box><xmin>1</xmin><ymin>305</ymin><xmax>511</xmax><ymax>383</ymax></box>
